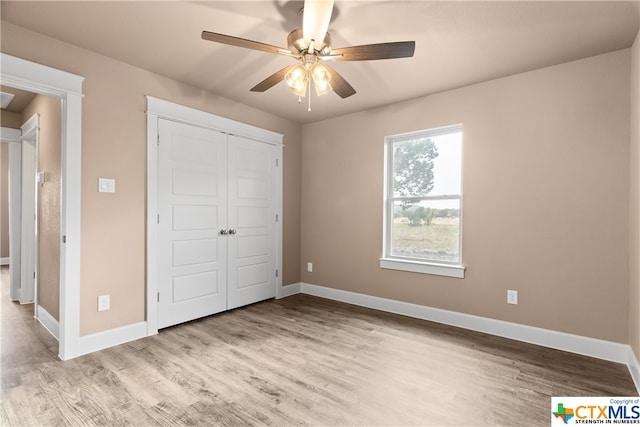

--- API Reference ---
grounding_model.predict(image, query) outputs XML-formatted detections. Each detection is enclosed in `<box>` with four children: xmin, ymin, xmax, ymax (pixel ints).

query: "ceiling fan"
<box><xmin>201</xmin><ymin>0</ymin><xmax>415</xmax><ymax>102</ymax></box>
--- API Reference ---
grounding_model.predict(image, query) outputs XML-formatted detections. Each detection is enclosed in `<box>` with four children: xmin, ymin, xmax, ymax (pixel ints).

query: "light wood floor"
<box><xmin>1</xmin><ymin>266</ymin><xmax>637</xmax><ymax>426</ymax></box>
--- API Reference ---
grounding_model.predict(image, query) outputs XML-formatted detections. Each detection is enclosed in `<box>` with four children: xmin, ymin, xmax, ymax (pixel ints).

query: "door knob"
<box><xmin>228</xmin><ymin>229</ymin><xmax>237</xmax><ymax>235</ymax></box>
<box><xmin>220</xmin><ymin>229</ymin><xmax>228</xmax><ymax>235</ymax></box>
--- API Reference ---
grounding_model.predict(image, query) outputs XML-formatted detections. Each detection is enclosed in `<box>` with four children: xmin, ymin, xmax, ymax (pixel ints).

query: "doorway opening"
<box><xmin>1</xmin><ymin>53</ymin><xmax>83</xmax><ymax>360</ymax></box>
<box><xmin>2</xmin><ymin>87</ymin><xmax>63</xmax><ymax>340</ymax></box>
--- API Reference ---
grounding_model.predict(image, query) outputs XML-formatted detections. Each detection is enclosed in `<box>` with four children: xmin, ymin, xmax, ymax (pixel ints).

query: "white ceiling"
<box><xmin>1</xmin><ymin>1</ymin><xmax>639</xmax><ymax>124</ymax></box>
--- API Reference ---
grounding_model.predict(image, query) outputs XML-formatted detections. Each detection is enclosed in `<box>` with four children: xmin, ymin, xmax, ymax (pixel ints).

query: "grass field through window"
<box><xmin>392</xmin><ymin>217</ymin><xmax>460</xmax><ymax>262</ymax></box>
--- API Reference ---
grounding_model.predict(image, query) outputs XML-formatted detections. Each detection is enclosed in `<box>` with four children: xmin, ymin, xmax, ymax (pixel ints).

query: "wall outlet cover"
<box><xmin>507</xmin><ymin>290</ymin><xmax>518</xmax><ymax>305</ymax></box>
<box><xmin>98</xmin><ymin>294</ymin><xmax>110</xmax><ymax>311</ymax></box>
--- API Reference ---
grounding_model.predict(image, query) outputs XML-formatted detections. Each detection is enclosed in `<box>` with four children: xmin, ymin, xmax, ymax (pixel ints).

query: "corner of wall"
<box><xmin>629</xmin><ymin>28</ymin><xmax>640</xmax><ymax>359</ymax></box>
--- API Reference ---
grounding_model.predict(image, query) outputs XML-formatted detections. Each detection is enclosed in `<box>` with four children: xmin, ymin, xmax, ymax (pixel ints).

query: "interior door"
<box><xmin>20</xmin><ymin>125</ymin><xmax>37</xmax><ymax>304</ymax></box>
<box><xmin>227</xmin><ymin>135</ymin><xmax>277</xmax><ymax>309</ymax></box>
<box><xmin>157</xmin><ymin>119</ymin><xmax>227</xmax><ymax>329</ymax></box>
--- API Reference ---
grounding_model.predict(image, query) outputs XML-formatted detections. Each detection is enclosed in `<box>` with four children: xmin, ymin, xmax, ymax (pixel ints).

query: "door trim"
<box><xmin>20</xmin><ymin>114</ymin><xmax>39</xmax><ymax>305</ymax></box>
<box><xmin>1</xmin><ymin>53</ymin><xmax>84</xmax><ymax>360</ymax></box>
<box><xmin>145</xmin><ymin>96</ymin><xmax>283</xmax><ymax>335</ymax></box>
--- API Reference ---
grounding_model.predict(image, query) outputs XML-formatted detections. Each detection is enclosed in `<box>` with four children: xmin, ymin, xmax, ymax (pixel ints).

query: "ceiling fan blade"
<box><xmin>202</xmin><ymin>31</ymin><xmax>293</xmax><ymax>57</ymax></box>
<box><xmin>323</xmin><ymin>64</ymin><xmax>356</xmax><ymax>99</ymax></box>
<box><xmin>303</xmin><ymin>0</ymin><xmax>334</xmax><ymax>48</ymax></box>
<box><xmin>250</xmin><ymin>65</ymin><xmax>297</xmax><ymax>92</ymax></box>
<box><xmin>332</xmin><ymin>41</ymin><xmax>416</xmax><ymax>61</ymax></box>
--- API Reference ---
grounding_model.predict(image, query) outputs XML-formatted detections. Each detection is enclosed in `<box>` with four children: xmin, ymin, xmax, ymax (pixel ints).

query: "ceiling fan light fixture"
<box><xmin>202</xmin><ymin>0</ymin><xmax>415</xmax><ymax>103</ymax></box>
<box><xmin>285</xmin><ymin>64</ymin><xmax>309</xmax><ymax>97</ymax></box>
<box><xmin>310</xmin><ymin>62</ymin><xmax>332</xmax><ymax>96</ymax></box>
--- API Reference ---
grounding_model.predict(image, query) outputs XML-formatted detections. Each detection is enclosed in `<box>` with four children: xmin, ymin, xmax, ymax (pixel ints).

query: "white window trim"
<box><xmin>381</xmin><ymin>124</ymin><xmax>465</xmax><ymax>279</ymax></box>
<box><xmin>379</xmin><ymin>258</ymin><xmax>465</xmax><ymax>278</ymax></box>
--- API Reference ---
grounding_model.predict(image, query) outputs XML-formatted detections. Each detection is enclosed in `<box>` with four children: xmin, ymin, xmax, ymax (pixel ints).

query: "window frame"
<box><xmin>380</xmin><ymin>124</ymin><xmax>465</xmax><ymax>278</ymax></box>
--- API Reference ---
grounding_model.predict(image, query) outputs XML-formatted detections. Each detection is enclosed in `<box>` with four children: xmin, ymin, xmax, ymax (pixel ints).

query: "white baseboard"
<box><xmin>75</xmin><ymin>321</ymin><xmax>147</xmax><ymax>358</ymax></box>
<box><xmin>0</xmin><ymin>257</ymin><xmax>9</xmax><ymax>266</ymax></box>
<box><xmin>277</xmin><ymin>283</ymin><xmax>301</xmax><ymax>299</ymax></box>
<box><xmin>627</xmin><ymin>347</ymin><xmax>640</xmax><ymax>393</ymax></box>
<box><xmin>294</xmin><ymin>282</ymin><xmax>640</xmax><ymax>393</ymax></box>
<box><xmin>36</xmin><ymin>304</ymin><xmax>59</xmax><ymax>340</ymax></box>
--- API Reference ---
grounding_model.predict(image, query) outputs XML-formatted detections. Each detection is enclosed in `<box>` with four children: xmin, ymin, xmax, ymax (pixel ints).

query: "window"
<box><xmin>381</xmin><ymin>124</ymin><xmax>464</xmax><ymax>278</ymax></box>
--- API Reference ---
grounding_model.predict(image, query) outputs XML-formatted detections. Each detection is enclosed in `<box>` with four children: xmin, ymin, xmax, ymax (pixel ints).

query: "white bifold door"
<box><xmin>157</xmin><ymin>119</ymin><xmax>278</xmax><ymax>329</ymax></box>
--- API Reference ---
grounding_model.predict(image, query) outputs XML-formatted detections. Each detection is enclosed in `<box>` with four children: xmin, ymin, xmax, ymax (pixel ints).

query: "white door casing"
<box><xmin>20</xmin><ymin>114</ymin><xmax>39</xmax><ymax>304</ymax></box>
<box><xmin>1</xmin><ymin>53</ymin><xmax>84</xmax><ymax>360</ymax></box>
<box><xmin>157</xmin><ymin>119</ymin><xmax>228</xmax><ymax>328</ymax></box>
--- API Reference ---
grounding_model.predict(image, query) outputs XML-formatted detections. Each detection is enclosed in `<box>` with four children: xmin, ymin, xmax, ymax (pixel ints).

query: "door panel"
<box><xmin>172</xmin><ymin>204</ymin><xmax>218</xmax><ymax>230</ymax></box>
<box><xmin>157</xmin><ymin>119</ymin><xmax>227</xmax><ymax>329</ymax></box>
<box><xmin>20</xmin><ymin>134</ymin><xmax>36</xmax><ymax>303</ymax></box>
<box><xmin>172</xmin><ymin>271</ymin><xmax>219</xmax><ymax>303</ymax></box>
<box><xmin>172</xmin><ymin>239</ymin><xmax>218</xmax><ymax>266</ymax></box>
<box><xmin>227</xmin><ymin>135</ymin><xmax>277</xmax><ymax>309</ymax></box>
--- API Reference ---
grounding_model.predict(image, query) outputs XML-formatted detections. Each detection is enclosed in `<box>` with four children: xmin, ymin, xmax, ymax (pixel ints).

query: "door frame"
<box><xmin>20</xmin><ymin>114</ymin><xmax>39</xmax><ymax>305</ymax></box>
<box><xmin>145</xmin><ymin>96</ymin><xmax>283</xmax><ymax>335</ymax></box>
<box><xmin>1</xmin><ymin>53</ymin><xmax>84</xmax><ymax>360</ymax></box>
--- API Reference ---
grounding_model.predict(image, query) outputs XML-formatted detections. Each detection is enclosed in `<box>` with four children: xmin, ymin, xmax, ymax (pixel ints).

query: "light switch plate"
<box><xmin>98</xmin><ymin>178</ymin><xmax>116</xmax><ymax>193</ymax></box>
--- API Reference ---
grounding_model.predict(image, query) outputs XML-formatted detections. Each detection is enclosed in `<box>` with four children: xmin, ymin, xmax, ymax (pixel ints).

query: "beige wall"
<box><xmin>630</xmin><ymin>29</ymin><xmax>640</xmax><ymax>357</ymax></box>
<box><xmin>1</xmin><ymin>143</ymin><xmax>8</xmax><ymax>259</ymax></box>
<box><xmin>1</xmin><ymin>110</ymin><xmax>23</xmax><ymax>129</ymax></box>
<box><xmin>22</xmin><ymin>94</ymin><xmax>62</xmax><ymax>320</ymax></box>
<box><xmin>1</xmin><ymin>21</ymin><xmax>302</xmax><ymax>336</ymax></box>
<box><xmin>301</xmin><ymin>49</ymin><xmax>631</xmax><ymax>343</ymax></box>
<box><xmin>2</xmin><ymin>18</ymin><xmax>635</xmax><ymax>348</ymax></box>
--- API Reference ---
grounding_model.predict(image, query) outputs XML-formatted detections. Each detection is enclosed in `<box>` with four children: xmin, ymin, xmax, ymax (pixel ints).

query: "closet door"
<box><xmin>157</xmin><ymin>119</ymin><xmax>228</xmax><ymax>329</ymax></box>
<box><xmin>227</xmin><ymin>135</ymin><xmax>277</xmax><ymax>309</ymax></box>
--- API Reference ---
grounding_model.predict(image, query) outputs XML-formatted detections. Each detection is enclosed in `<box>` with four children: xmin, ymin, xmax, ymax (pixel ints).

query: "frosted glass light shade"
<box><xmin>310</xmin><ymin>62</ymin><xmax>332</xmax><ymax>96</ymax></box>
<box><xmin>285</xmin><ymin>64</ymin><xmax>309</xmax><ymax>97</ymax></box>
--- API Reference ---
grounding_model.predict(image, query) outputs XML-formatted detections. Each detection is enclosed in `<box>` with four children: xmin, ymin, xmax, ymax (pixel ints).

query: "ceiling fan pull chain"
<box><xmin>308</xmin><ymin>82</ymin><xmax>312</xmax><ymax>112</ymax></box>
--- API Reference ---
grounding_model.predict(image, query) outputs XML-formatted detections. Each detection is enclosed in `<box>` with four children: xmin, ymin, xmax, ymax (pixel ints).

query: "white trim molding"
<box><xmin>36</xmin><ymin>304</ymin><xmax>60</xmax><ymax>340</ymax></box>
<box><xmin>627</xmin><ymin>347</ymin><xmax>640</xmax><ymax>393</ymax></box>
<box><xmin>1</xmin><ymin>53</ymin><xmax>85</xmax><ymax>361</ymax></box>
<box><xmin>0</xmin><ymin>127</ymin><xmax>21</xmax><ymax>143</ymax></box>
<box><xmin>145</xmin><ymin>96</ymin><xmax>283</xmax><ymax>146</ymax></box>
<box><xmin>277</xmin><ymin>283</ymin><xmax>301</xmax><ymax>299</ymax></box>
<box><xmin>0</xmin><ymin>53</ymin><xmax>83</xmax><ymax>97</ymax></box>
<box><xmin>293</xmin><ymin>282</ymin><xmax>640</xmax><ymax>393</ymax></box>
<box><xmin>0</xmin><ymin>257</ymin><xmax>8</xmax><ymax>266</ymax></box>
<box><xmin>76</xmin><ymin>322</ymin><xmax>148</xmax><ymax>358</ymax></box>
<box><xmin>380</xmin><ymin>258</ymin><xmax>465</xmax><ymax>278</ymax></box>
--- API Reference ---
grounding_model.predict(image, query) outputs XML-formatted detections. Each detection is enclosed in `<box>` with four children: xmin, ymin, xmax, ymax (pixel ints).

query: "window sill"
<box><xmin>379</xmin><ymin>258</ymin><xmax>465</xmax><ymax>278</ymax></box>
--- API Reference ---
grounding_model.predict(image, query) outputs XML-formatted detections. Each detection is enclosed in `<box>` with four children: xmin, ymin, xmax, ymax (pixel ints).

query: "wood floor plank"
<box><xmin>1</xmin><ymin>266</ymin><xmax>637</xmax><ymax>426</ymax></box>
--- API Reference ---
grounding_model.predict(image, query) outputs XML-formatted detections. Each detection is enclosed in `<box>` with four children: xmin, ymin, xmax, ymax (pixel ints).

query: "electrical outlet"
<box><xmin>307</xmin><ymin>262</ymin><xmax>313</xmax><ymax>272</ymax></box>
<box><xmin>507</xmin><ymin>290</ymin><xmax>518</xmax><ymax>305</ymax></box>
<box><xmin>98</xmin><ymin>295</ymin><xmax>110</xmax><ymax>311</ymax></box>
